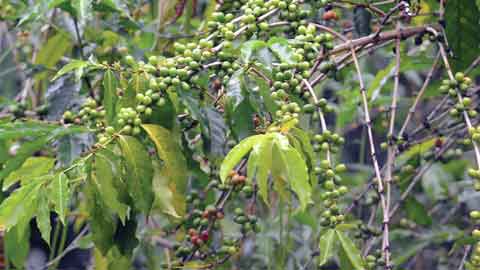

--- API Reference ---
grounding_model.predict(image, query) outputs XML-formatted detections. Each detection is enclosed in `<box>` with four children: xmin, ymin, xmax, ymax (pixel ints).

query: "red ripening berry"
<box><xmin>200</xmin><ymin>230</ymin><xmax>209</xmax><ymax>241</ymax></box>
<box><xmin>323</xmin><ymin>10</ymin><xmax>338</xmax><ymax>21</ymax></box>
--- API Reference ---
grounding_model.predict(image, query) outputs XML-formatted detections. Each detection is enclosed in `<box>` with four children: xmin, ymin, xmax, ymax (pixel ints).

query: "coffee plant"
<box><xmin>0</xmin><ymin>0</ymin><xmax>479</xmax><ymax>269</ymax></box>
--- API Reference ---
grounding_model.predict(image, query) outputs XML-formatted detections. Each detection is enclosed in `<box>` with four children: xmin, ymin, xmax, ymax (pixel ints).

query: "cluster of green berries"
<box><xmin>354</xmin><ymin>224</ymin><xmax>382</xmax><ymax>240</ymax></box>
<box><xmin>317</xmin><ymin>161</ymin><xmax>348</xmax><ymax>227</ymax></box>
<box><xmin>312</xmin><ymin>130</ymin><xmax>345</xmax><ymax>153</ymax></box>
<box><xmin>468</xmin><ymin>242</ymin><xmax>480</xmax><ymax>269</ymax></box>
<box><xmin>294</xmin><ymin>25</ymin><xmax>335</xmax><ymax>61</ymax></box>
<box><xmin>275</xmin><ymin>101</ymin><xmax>301</xmax><ymax>123</ymax></box>
<box><xmin>365</xmin><ymin>250</ymin><xmax>386</xmax><ymax>270</ymax></box>
<box><xmin>76</xmin><ymin>98</ymin><xmax>106</xmax><ymax>126</ymax></box>
<box><xmin>438</xmin><ymin>72</ymin><xmax>476</xmax><ymax>118</ymax></box>
<box><xmin>233</xmin><ymin>207</ymin><xmax>261</xmax><ymax>234</ymax></box>
<box><xmin>117</xmin><ymin>107</ymin><xmax>142</xmax><ymax>135</ymax></box>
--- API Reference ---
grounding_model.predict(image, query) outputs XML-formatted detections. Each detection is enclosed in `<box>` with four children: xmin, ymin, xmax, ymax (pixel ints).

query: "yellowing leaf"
<box><xmin>220</xmin><ymin>134</ymin><xmax>267</xmax><ymax>183</ymax></box>
<box><xmin>142</xmin><ymin>124</ymin><xmax>188</xmax><ymax>217</ymax></box>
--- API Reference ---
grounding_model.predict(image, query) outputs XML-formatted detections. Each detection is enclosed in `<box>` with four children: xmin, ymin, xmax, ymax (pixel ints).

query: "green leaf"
<box><xmin>0</xmin><ymin>120</ymin><xmax>58</xmax><ymax>140</ymax></box>
<box><xmin>319</xmin><ymin>229</ymin><xmax>337</xmax><ymax>266</ymax></box>
<box><xmin>241</xmin><ymin>40</ymin><xmax>267</xmax><ymax>63</ymax></box>
<box><xmin>5</xmin><ymin>225</ymin><xmax>30</xmax><ymax>269</ymax></box>
<box><xmin>35</xmin><ymin>31</ymin><xmax>72</xmax><ymax>80</ymax></box>
<box><xmin>119</xmin><ymin>73</ymin><xmax>147</xmax><ymax>109</ymax></box>
<box><xmin>73</xmin><ymin>0</ymin><xmax>92</xmax><ymax>25</ymax></box>
<box><xmin>52</xmin><ymin>59</ymin><xmax>89</xmax><ymax>81</ymax></box>
<box><xmin>0</xmin><ymin>179</ymin><xmax>43</xmax><ymax>231</ymax></box>
<box><xmin>36</xmin><ymin>192</ymin><xmax>52</xmax><ymax>246</ymax></box>
<box><xmin>280</xmin><ymin>145</ymin><xmax>311</xmax><ymax>211</ymax></box>
<box><xmin>0</xmin><ymin>123</ymin><xmax>87</xmax><ymax>180</ymax></box>
<box><xmin>220</xmin><ymin>134</ymin><xmax>266</xmax><ymax>183</ymax></box>
<box><xmin>405</xmin><ymin>197</ymin><xmax>432</xmax><ymax>226</ymax></box>
<box><xmin>271</xmin><ymin>133</ymin><xmax>311</xmax><ymax>211</ymax></box>
<box><xmin>103</xmin><ymin>69</ymin><xmax>118</xmax><ymax>125</ymax></box>
<box><xmin>336</xmin><ymin>230</ymin><xmax>365</xmax><ymax>270</ymax></box>
<box><xmin>247</xmin><ymin>136</ymin><xmax>273</xmax><ymax>204</ymax></box>
<box><xmin>397</xmin><ymin>138</ymin><xmax>435</xmax><ymax>165</ymax></box>
<box><xmin>94</xmin><ymin>153</ymin><xmax>129</xmax><ymax>224</ymax></box>
<box><xmin>3</xmin><ymin>156</ymin><xmax>55</xmax><ymax>191</ymax></box>
<box><xmin>49</xmin><ymin>172</ymin><xmax>71</xmax><ymax>224</ymax></box>
<box><xmin>118</xmin><ymin>135</ymin><xmax>154</xmax><ymax>213</ymax></box>
<box><xmin>142</xmin><ymin>124</ymin><xmax>188</xmax><ymax>217</ymax></box>
<box><xmin>85</xmin><ymin>163</ymin><xmax>117</xmax><ymax>255</ymax></box>
<box><xmin>445</xmin><ymin>0</ymin><xmax>480</xmax><ymax>70</ymax></box>
<box><xmin>367</xmin><ymin>60</ymin><xmax>395</xmax><ymax>100</ymax></box>
<box><xmin>268</xmin><ymin>37</ymin><xmax>296</xmax><ymax>64</ymax></box>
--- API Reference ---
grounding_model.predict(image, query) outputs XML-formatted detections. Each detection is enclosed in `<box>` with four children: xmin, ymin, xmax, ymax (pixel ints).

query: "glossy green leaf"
<box><xmin>94</xmin><ymin>153</ymin><xmax>129</xmax><ymax>224</ymax></box>
<box><xmin>35</xmin><ymin>31</ymin><xmax>72</xmax><ymax>80</ymax></box>
<box><xmin>268</xmin><ymin>37</ymin><xmax>296</xmax><ymax>64</ymax></box>
<box><xmin>52</xmin><ymin>59</ymin><xmax>89</xmax><ymax>81</ymax></box>
<box><xmin>318</xmin><ymin>229</ymin><xmax>336</xmax><ymax>266</ymax></box>
<box><xmin>241</xmin><ymin>40</ymin><xmax>267</xmax><ymax>63</ymax></box>
<box><xmin>3</xmin><ymin>156</ymin><xmax>55</xmax><ymax>191</ymax></box>
<box><xmin>36</xmin><ymin>192</ymin><xmax>52</xmax><ymax>246</ymax></box>
<box><xmin>220</xmin><ymin>134</ymin><xmax>266</xmax><ymax>183</ymax></box>
<box><xmin>85</xmin><ymin>164</ymin><xmax>117</xmax><ymax>255</ymax></box>
<box><xmin>274</xmin><ymin>137</ymin><xmax>312</xmax><ymax>211</ymax></box>
<box><xmin>247</xmin><ymin>136</ymin><xmax>273</xmax><ymax>204</ymax></box>
<box><xmin>336</xmin><ymin>230</ymin><xmax>365</xmax><ymax>270</ymax></box>
<box><xmin>103</xmin><ymin>69</ymin><xmax>118</xmax><ymax>125</ymax></box>
<box><xmin>118</xmin><ymin>135</ymin><xmax>154</xmax><ymax>213</ymax></box>
<box><xmin>49</xmin><ymin>172</ymin><xmax>70</xmax><ymax>224</ymax></box>
<box><xmin>142</xmin><ymin>124</ymin><xmax>187</xmax><ymax>217</ymax></box>
<box><xmin>0</xmin><ymin>179</ymin><xmax>43</xmax><ymax>231</ymax></box>
<box><xmin>5</xmin><ymin>225</ymin><xmax>30</xmax><ymax>269</ymax></box>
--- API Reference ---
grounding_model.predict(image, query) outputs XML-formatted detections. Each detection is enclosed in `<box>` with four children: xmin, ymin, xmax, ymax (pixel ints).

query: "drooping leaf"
<box><xmin>247</xmin><ymin>135</ymin><xmax>273</xmax><ymax>204</ymax></box>
<box><xmin>0</xmin><ymin>179</ymin><xmax>43</xmax><ymax>231</ymax></box>
<box><xmin>318</xmin><ymin>229</ymin><xmax>337</xmax><ymax>266</ymax></box>
<box><xmin>35</xmin><ymin>30</ymin><xmax>72</xmax><ymax>80</ymax></box>
<box><xmin>85</xmin><ymin>161</ymin><xmax>117</xmax><ymax>255</ymax></box>
<box><xmin>36</xmin><ymin>192</ymin><xmax>52</xmax><ymax>246</ymax></box>
<box><xmin>118</xmin><ymin>135</ymin><xmax>154</xmax><ymax>213</ymax></box>
<box><xmin>52</xmin><ymin>59</ymin><xmax>89</xmax><ymax>81</ymax></box>
<box><xmin>142</xmin><ymin>124</ymin><xmax>188</xmax><ymax>216</ymax></box>
<box><xmin>3</xmin><ymin>156</ymin><xmax>55</xmax><ymax>191</ymax></box>
<box><xmin>336</xmin><ymin>230</ymin><xmax>365</xmax><ymax>270</ymax></box>
<box><xmin>273</xmin><ymin>135</ymin><xmax>312</xmax><ymax>211</ymax></box>
<box><xmin>49</xmin><ymin>172</ymin><xmax>71</xmax><ymax>225</ymax></box>
<box><xmin>220</xmin><ymin>134</ymin><xmax>267</xmax><ymax>183</ymax></box>
<box><xmin>4</xmin><ymin>225</ymin><xmax>30</xmax><ymax>269</ymax></box>
<box><xmin>94</xmin><ymin>153</ymin><xmax>129</xmax><ymax>224</ymax></box>
<box><xmin>103</xmin><ymin>69</ymin><xmax>118</xmax><ymax>125</ymax></box>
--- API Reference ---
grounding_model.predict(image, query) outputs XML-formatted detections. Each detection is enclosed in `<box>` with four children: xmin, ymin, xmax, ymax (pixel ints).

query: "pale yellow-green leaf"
<box><xmin>3</xmin><ymin>156</ymin><xmax>55</xmax><ymax>191</ymax></box>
